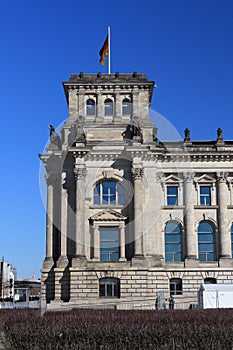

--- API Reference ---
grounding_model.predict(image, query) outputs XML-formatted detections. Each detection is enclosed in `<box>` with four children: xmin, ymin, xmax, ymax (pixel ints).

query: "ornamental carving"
<box><xmin>183</xmin><ymin>172</ymin><xmax>194</xmax><ymax>182</ymax></box>
<box><xmin>217</xmin><ymin>171</ymin><xmax>229</xmax><ymax>183</ymax></box>
<box><xmin>74</xmin><ymin>167</ymin><xmax>87</xmax><ymax>180</ymax></box>
<box><xmin>132</xmin><ymin>167</ymin><xmax>144</xmax><ymax>180</ymax></box>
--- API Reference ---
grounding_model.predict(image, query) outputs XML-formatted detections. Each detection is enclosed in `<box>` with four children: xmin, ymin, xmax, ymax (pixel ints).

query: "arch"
<box><xmin>86</xmin><ymin>98</ymin><xmax>96</xmax><ymax>116</ymax></box>
<box><xmin>198</xmin><ymin>220</ymin><xmax>215</xmax><ymax>262</ymax></box>
<box><xmin>122</xmin><ymin>98</ymin><xmax>132</xmax><ymax>115</ymax></box>
<box><xmin>104</xmin><ymin>98</ymin><xmax>114</xmax><ymax>116</ymax></box>
<box><xmin>93</xmin><ymin>179</ymin><xmax>125</xmax><ymax>205</ymax></box>
<box><xmin>99</xmin><ymin>277</ymin><xmax>120</xmax><ymax>298</ymax></box>
<box><xmin>164</xmin><ymin>220</ymin><xmax>182</xmax><ymax>262</ymax></box>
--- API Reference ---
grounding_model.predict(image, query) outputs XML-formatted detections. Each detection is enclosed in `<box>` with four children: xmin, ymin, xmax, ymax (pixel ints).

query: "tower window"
<box><xmin>93</xmin><ymin>180</ymin><xmax>125</xmax><ymax>205</ymax></box>
<box><xmin>104</xmin><ymin>98</ymin><xmax>114</xmax><ymax>116</ymax></box>
<box><xmin>165</xmin><ymin>221</ymin><xmax>182</xmax><ymax>262</ymax></box>
<box><xmin>99</xmin><ymin>277</ymin><xmax>120</xmax><ymax>298</ymax></box>
<box><xmin>198</xmin><ymin>221</ymin><xmax>215</xmax><ymax>262</ymax></box>
<box><xmin>86</xmin><ymin>99</ymin><xmax>96</xmax><ymax>116</ymax></box>
<box><xmin>122</xmin><ymin>98</ymin><xmax>132</xmax><ymax>115</ymax></box>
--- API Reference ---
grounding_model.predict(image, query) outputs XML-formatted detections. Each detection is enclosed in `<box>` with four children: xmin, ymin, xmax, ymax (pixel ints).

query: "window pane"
<box><xmin>99</xmin><ymin>278</ymin><xmax>120</xmax><ymax>298</ymax></box>
<box><xmin>165</xmin><ymin>222</ymin><xmax>181</xmax><ymax>234</ymax></box>
<box><xmin>86</xmin><ymin>99</ymin><xmax>96</xmax><ymax>116</ymax></box>
<box><xmin>198</xmin><ymin>221</ymin><xmax>215</xmax><ymax>261</ymax></box>
<box><xmin>122</xmin><ymin>99</ymin><xmax>132</xmax><ymax>115</ymax></box>
<box><xmin>93</xmin><ymin>184</ymin><xmax>100</xmax><ymax>205</ymax></box>
<box><xmin>165</xmin><ymin>222</ymin><xmax>182</xmax><ymax>262</ymax></box>
<box><xmin>100</xmin><ymin>228</ymin><xmax>119</xmax><ymax>262</ymax></box>
<box><xmin>200</xmin><ymin>186</ymin><xmax>211</xmax><ymax>205</ymax></box>
<box><xmin>104</xmin><ymin>99</ymin><xmax>114</xmax><ymax>115</ymax></box>
<box><xmin>167</xmin><ymin>186</ymin><xmax>178</xmax><ymax>195</ymax></box>
<box><xmin>165</xmin><ymin>234</ymin><xmax>181</xmax><ymax>243</ymax></box>
<box><xmin>167</xmin><ymin>186</ymin><xmax>178</xmax><ymax>206</ymax></box>
<box><xmin>198</xmin><ymin>222</ymin><xmax>213</xmax><ymax>233</ymax></box>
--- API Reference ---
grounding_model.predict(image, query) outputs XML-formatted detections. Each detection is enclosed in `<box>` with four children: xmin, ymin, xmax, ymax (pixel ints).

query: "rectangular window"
<box><xmin>167</xmin><ymin>186</ymin><xmax>178</xmax><ymax>206</ymax></box>
<box><xmin>200</xmin><ymin>186</ymin><xmax>211</xmax><ymax>205</ymax></box>
<box><xmin>100</xmin><ymin>227</ymin><xmax>119</xmax><ymax>262</ymax></box>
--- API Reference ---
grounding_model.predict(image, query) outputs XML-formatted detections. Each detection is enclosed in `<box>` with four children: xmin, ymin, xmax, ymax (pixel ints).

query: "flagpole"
<box><xmin>108</xmin><ymin>26</ymin><xmax>111</xmax><ymax>74</ymax></box>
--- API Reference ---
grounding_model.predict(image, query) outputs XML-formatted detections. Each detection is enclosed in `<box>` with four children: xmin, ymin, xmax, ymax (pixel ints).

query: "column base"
<box><xmin>185</xmin><ymin>257</ymin><xmax>199</xmax><ymax>267</ymax></box>
<box><xmin>219</xmin><ymin>257</ymin><xmax>233</xmax><ymax>267</ymax></box>
<box><xmin>72</xmin><ymin>255</ymin><xmax>87</xmax><ymax>267</ymax></box>
<box><xmin>132</xmin><ymin>255</ymin><xmax>147</xmax><ymax>267</ymax></box>
<box><xmin>57</xmin><ymin>256</ymin><xmax>69</xmax><ymax>268</ymax></box>
<box><xmin>119</xmin><ymin>257</ymin><xmax>127</xmax><ymax>262</ymax></box>
<box><xmin>42</xmin><ymin>258</ymin><xmax>54</xmax><ymax>269</ymax></box>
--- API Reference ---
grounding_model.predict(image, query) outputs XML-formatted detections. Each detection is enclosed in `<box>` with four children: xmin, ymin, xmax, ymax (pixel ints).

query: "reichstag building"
<box><xmin>39</xmin><ymin>72</ymin><xmax>233</xmax><ymax>311</ymax></box>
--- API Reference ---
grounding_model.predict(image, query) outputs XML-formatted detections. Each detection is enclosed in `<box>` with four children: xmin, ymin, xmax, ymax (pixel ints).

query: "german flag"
<box><xmin>99</xmin><ymin>35</ymin><xmax>109</xmax><ymax>66</ymax></box>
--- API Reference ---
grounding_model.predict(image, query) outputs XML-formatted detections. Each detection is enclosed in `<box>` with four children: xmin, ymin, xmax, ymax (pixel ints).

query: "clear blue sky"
<box><xmin>0</xmin><ymin>0</ymin><xmax>232</xmax><ymax>279</ymax></box>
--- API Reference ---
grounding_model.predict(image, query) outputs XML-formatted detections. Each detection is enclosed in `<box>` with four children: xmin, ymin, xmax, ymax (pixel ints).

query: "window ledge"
<box><xmin>162</xmin><ymin>206</ymin><xmax>185</xmax><ymax>209</ymax></box>
<box><xmin>227</xmin><ymin>205</ymin><xmax>233</xmax><ymax>209</ymax></box>
<box><xmin>194</xmin><ymin>205</ymin><xmax>218</xmax><ymax>209</ymax></box>
<box><xmin>89</xmin><ymin>205</ymin><xmax>124</xmax><ymax>209</ymax></box>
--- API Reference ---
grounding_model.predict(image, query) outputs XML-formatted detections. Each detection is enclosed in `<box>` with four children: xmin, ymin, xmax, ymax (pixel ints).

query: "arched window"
<box><xmin>204</xmin><ymin>277</ymin><xmax>217</xmax><ymax>284</ymax></box>
<box><xmin>198</xmin><ymin>221</ymin><xmax>215</xmax><ymax>262</ymax></box>
<box><xmin>122</xmin><ymin>98</ymin><xmax>132</xmax><ymax>115</ymax></box>
<box><xmin>104</xmin><ymin>98</ymin><xmax>114</xmax><ymax>116</ymax></box>
<box><xmin>170</xmin><ymin>278</ymin><xmax>182</xmax><ymax>295</ymax></box>
<box><xmin>99</xmin><ymin>278</ymin><xmax>120</xmax><ymax>298</ymax></box>
<box><xmin>93</xmin><ymin>180</ymin><xmax>125</xmax><ymax>205</ymax></box>
<box><xmin>86</xmin><ymin>99</ymin><xmax>96</xmax><ymax>116</ymax></box>
<box><xmin>165</xmin><ymin>221</ymin><xmax>182</xmax><ymax>262</ymax></box>
<box><xmin>231</xmin><ymin>223</ymin><xmax>233</xmax><ymax>258</ymax></box>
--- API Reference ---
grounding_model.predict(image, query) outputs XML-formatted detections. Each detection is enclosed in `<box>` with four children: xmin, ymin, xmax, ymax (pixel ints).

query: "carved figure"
<box><xmin>184</xmin><ymin>128</ymin><xmax>191</xmax><ymax>142</ymax></box>
<box><xmin>48</xmin><ymin>124</ymin><xmax>62</xmax><ymax>149</ymax></box>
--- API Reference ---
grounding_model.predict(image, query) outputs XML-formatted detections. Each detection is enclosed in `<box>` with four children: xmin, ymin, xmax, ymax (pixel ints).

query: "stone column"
<box><xmin>132</xmin><ymin>90</ymin><xmax>139</xmax><ymax>118</ymax></box>
<box><xmin>114</xmin><ymin>92</ymin><xmax>122</xmax><ymax>122</ymax></box>
<box><xmin>217</xmin><ymin>172</ymin><xmax>231</xmax><ymax>258</ymax></box>
<box><xmin>184</xmin><ymin>172</ymin><xmax>198</xmax><ymax>262</ymax></box>
<box><xmin>43</xmin><ymin>175</ymin><xmax>54</xmax><ymax>268</ymax></box>
<box><xmin>92</xmin><ymin>224</ymin><xmax>100</xmax><ymax>260</ymax></box>
<box><xmin>77</xmin><ymin>88</ymin><xmax>85</xmax><ymax>116</ymax></box>
<box><xmin>119</xmin><ymin>223</ymin><xmax>126</xmax><ymax>261</ymax></box>
<box><xmin>57</xmin><ymin>171</ymin><xmax>69</xmax><ymax>267</ymax></box>
<box><xmin>132</xmin><ymin>166</ymin><xmax>144</xmax><ymax>257</ymax></box>
<box><xmin>72</xmin><ymin>167</ymin><xmax>87</xmax><ymax>265</ymax></box>
<box><xmin>96</xmin><ymin>92</ymin><xmax>103</xmax><ymax>122</ymax></box>
<box><xmin>68</xmin><ymin>88</ymin><xmax>78</xmax><ymax>122</ymax></box>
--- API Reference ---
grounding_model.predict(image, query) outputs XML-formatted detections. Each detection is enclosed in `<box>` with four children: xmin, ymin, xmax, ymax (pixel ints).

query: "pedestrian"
<box><xmin>169</xmin><ymin>295</ymin><xmax>174</xmax><ymax>309</ymax></box>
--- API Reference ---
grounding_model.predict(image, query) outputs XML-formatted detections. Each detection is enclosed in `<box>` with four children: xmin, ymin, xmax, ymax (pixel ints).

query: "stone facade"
<box><xmin>39</xmin><ymin>72</ymin><xmax>233</xmax><ymax>311</ymax></box>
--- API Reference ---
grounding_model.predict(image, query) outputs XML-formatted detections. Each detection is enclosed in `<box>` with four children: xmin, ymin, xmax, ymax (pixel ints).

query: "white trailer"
<box><xmin>198</xmin><ymin>284</ymin><xmax>233</xmax><ymax>309</ymax></box>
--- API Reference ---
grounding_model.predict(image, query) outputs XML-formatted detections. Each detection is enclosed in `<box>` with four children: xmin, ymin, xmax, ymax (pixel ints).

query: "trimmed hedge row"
<box><xmin>1</xmin><ymin>308</ymin><xmax>233</xmax><ymax>349</ymax></box>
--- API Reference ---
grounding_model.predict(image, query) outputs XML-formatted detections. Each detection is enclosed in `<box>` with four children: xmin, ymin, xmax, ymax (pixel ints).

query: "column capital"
<box><xmin>217</xmin><ymin>171</ymin><xmax>229</xmax><ymax>183</ymax></box>
<box><xmin>183</xmin><ymin>171</ymin><xmax>195</xmax><ymax>182</ymax></box>
<box><xmin>74</xmin><ymin>167</ymin><xmax>87</xmax><ymax>180</ymax></box>
<box><xmin>132</xmin><ymin>166</ymin><xmax>144</xmax><ymax>180</ymax></box>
